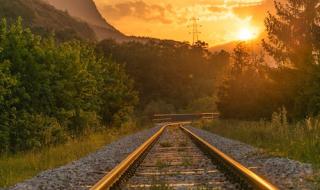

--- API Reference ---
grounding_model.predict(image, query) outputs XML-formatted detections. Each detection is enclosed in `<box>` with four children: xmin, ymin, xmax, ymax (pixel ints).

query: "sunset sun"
<box><xmin>238</xmin><ymin>28</ymin><xmax>255</xmax><ymax>41</ymax></box>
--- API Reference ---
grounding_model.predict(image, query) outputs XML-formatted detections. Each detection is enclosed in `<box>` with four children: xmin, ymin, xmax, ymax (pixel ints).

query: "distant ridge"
<box><xmin>209</xmin><ymin>33</ymin><xmax>276</xmax><ymax>66</ymax></box>
<box><xmin>45</xmin><ymin>0</ymin><xmax>113</xmax><ymax>29</ymax></box>
<box><xmin>44</xmin><ymin>0</ymin><xmax>126</xmax><ymax>41</ymax></box>
<box><xmin>210</xmin><ymin>41</ymin><xmax>240</xmax><ymax>52</ymax></box>
<box><xmin>209</xmin><ymin>32</ymin><xmax>267</xmax><ymax>52</ymax></box>
<box><xmin>0</xmin><ymin>0</ymin><xmax>96</xmax><ymax>41</ymax></box>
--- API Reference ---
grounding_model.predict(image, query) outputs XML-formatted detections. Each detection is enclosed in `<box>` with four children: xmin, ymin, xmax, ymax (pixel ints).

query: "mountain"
<box><xmin>44</xmin><ymin>0</ymin><xmax>126</xmax><ymax>41</ymax></box>
<box><xmin>45</xmin><ymin>0</ymin><xmax>110</xmax><ymax>28</ymax></box>
<box><xmin>0</xmin><ymin>0</ymin><xmax>96</xmax><ymax>41</ymax></box>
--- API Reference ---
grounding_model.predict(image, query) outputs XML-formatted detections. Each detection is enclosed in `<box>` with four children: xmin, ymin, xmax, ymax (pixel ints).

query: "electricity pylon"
<box><xmin>188</xmin><ymin>17</ymin><xmax>201</xmax><ymax>45</ymax></box>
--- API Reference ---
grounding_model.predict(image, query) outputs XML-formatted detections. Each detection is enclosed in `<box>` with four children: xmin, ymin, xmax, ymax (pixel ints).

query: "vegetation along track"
<box><xmin>90</xmin><ymin>123</ymin><xmax>278</xmax><ymax>190</ymax></box>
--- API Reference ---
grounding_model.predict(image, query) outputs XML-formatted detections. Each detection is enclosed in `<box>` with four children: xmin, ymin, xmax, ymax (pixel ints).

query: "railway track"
<box><xmin>90</xmin><ymin>123</ymin><xmax>278</xmax><ymax>190</ymax></box>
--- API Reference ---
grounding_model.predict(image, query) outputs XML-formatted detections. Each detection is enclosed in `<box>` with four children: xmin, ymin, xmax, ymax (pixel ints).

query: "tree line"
<box><xmin>97</xmin><ymin>40</ymin><xmax>229</xmax><ymax>115</ymax></box>
<box><xmin>217</xmin><ymin>0</ymin><xmax>320</xmax><ymax>120</ymax></box>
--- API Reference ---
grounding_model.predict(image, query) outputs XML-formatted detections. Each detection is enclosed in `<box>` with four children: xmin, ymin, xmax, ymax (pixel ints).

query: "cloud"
<box><xmin>103</xmin><ymin>1</ymin><xmax>175</xmax><ymax>24</ymax></box>
<box><xmin>208</xmin><ymin>6</ymin><xmax>228</xmax><ymax>13</ymax></box>
<box><xmin>231</xmin><ymin>0</ymin><xmax>282</xmax><ymax>26</ymax></box>
<box><xmin>94</xmin><ymin>0</ymin><xmax>286</xmax><ymax>45</ymax></box>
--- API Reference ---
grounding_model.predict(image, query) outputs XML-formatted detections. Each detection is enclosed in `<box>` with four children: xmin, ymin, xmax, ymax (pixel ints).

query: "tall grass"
<box><xmin>197</xmin><ymin>108</ymin><xmax>320</xmax><ymax>167</ymax></box>
<box><xmin>0</xmin><ymin>121</ymin><xmax>148</xmax><ymax>188</ymax></box>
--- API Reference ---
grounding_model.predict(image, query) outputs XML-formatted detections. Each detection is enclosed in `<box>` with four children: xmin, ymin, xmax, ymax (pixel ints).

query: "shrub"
<box><xmin>10</xmin><ymin>112</ymin><xmax>67</xmax><ymax>152</ymax></box>
<box><xmin>0</xmin><ymin>18</ymin><xmax>137</xmax><ymax>152</ymax></box>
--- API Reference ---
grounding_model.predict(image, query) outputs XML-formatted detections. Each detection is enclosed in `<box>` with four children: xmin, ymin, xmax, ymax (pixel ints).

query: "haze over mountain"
<box><xmin>0</xmin><ymin>0</ymin><xmax>96</xmax><ymax>41</ymax></box>
<box><xmin>44</xmin><ymin>0</ymin><xmax>126</xmax><ymax>40</ymax></box>
<box><xmin>209</xmin><ymin>31</ymin><xmax>267</xmax><ymax>52</ymax></box>
<box><xmin>209</xmin><ymin>31</ymin><xmax>276</xmax><ymax>67</ymax></box>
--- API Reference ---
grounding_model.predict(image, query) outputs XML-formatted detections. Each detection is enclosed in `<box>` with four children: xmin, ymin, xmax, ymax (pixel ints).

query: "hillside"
<box><xmin>0</xmin><ymin>0</ymin><xmax>96</xmax><ymax>41</ymax></box>
<box><xmin>210</xmin><ymin>41</ymin><xmax>239</xmax><ymax>52</ymax></box>
<box><xmin>44</xmin><ymin>0</ymin><xmax>126</xmax><ymax>41</ymax></box>
<box><xmin>209</xmin><ymin>34</ymin><xmax>276</xmax><ymax>66</ymax></box>
<box><xmin>209</xmin><ymin>31</ymin><xmax>268</xmax><ymax>52</ymax></box>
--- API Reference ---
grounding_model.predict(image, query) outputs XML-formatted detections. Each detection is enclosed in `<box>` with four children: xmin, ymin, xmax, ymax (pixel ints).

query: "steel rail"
<box><xmin>90</xmin><ymin>122</ymin><xmax>189</xmax><ymax>190</ymax></box>
<box><xmin>153</xmin><ymin>113</ymin><xmax>219</xmax><ymax>116</ymax></box>
<box><xmin>153</xmin><ymin>113</ymin><xmax>220</xmax><ymax>117</ymax></box>
<box><xmin>180</xmin><ymin>126</ymin><xmax>279</xmax><ymax>190</ymax></box>
<box><xmin>90</xmin><ymin>125</ymin><xmax>167</xmax><ymax>190</ymax></box>
<box><xmin>90</xmin><ymin>122</ymin><xmax>279</xmax><ymax>190</ymax></box>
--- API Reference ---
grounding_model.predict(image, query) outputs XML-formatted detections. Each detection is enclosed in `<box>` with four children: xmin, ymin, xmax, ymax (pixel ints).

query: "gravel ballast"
<box><xmin>7</xmin><ymin>124</ymin><xmax>317</xmax><ymax>190</ymax></box>
<box><xmin>186</xmin><ymin>126</ymin><xmax>316</xmax><ymax>190</ymax></box>
<box><xmin>8</xmin><ymin>126</ymin><xmax>161</xmax><ymax>190</ymax></box>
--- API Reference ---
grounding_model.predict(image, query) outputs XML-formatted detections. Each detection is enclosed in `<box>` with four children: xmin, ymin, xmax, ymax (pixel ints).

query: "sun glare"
<box><xmin>238</xmin><ymin>28</ymin><xmax>254</xmax><ymax>41</ymax></box>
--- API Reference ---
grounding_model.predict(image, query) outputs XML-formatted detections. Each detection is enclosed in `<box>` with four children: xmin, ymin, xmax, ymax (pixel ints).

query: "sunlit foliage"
<box><xmin>0</xmin><ymin>18</ymin><xmax>137</xmax><ymax>152</ymax></box>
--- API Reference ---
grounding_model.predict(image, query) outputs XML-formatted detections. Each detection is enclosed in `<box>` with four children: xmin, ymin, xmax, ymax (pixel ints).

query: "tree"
<box><xmin>263</xmin><ymin>0</ymin><xmax>320</xmax><ymax>69</ymax></box>
<box><xmin>217</xmin><ymin>43</ymin><xmax>275</xmax><ymax>119</ymax></box>
<box><xmin>232</xmin><ymin>42</ymin><xmax>250</xmax><ymax>75</ymax></box>
<box><xmin>263</xmin><ymin>0</ymin><xmax>320</xmax><ymax>118</ymax></box>
<box><xmin>97</xmin><ymin>39</ymin><xmax>229</xmax><ymax>112</ymax></box>
<box><xmin>0</xmin><ymin>60</ymin><xmax>17</xmax><ymax>152</ymax></box>
<box><xmin>98</xmin><ymin>59</ymin><xmax>138</xmax><ymax>126</ymax></box>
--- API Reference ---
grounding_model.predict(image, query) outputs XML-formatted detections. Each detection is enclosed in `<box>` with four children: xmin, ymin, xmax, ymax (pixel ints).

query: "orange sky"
<box><xmin>94</xmin><ymin>0</ymin><xmax>277</xmax><ymax>46</ymax></box>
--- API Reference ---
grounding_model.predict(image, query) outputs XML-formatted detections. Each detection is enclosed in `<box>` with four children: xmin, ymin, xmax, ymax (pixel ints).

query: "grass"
<box><xmin>194</xmin><ymin>109</ymin><xmax>320</xmax><ymax>168</ymax></box>
<box><xmin>159</xmin><ymin>141</ymin><xmax>173</xmax><ymax>148</ymax></box>
<box><xmin>155</xmin><ymin>160</ymin><xmax>169</xmax><ymax>170</ymax></box>
<box><xmin>195</xmin><ymin>110</ymin><xmax>320</xmax><ymax>187</ymax></box>
<box><xmin>0</xmin><ymin>122</ymin><xmax>148</xmax><ymax>188</ymax></box>
<box><xmin>178</xmin><ymin>141</ymin><xmax>188</xmax><ymax>147</ymax></box>
<box><xmin>181</xmin><ymin>158</ymin><xmax>192</xmax><ymax>167</ymax></box>
<box><xmin>150</xmin><ymin>182</ymin><xmax>173</xmax><ymax>190</ymax></box>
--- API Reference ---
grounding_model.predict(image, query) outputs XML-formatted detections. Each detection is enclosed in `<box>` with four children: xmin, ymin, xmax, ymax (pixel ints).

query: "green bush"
<box><xmin>0</xmin><ymin>60</ymin><xmax>17</xmax><ymax>152</ymax></box>
<box><xmin>10</xmin><ymin>113</ymin><xmax>67</xmax><ymax>151</ymax></box>
<box><xmin>0</xmin><ymin>18</ymin><xmax>137</xmax><ymax>153</ymax></box>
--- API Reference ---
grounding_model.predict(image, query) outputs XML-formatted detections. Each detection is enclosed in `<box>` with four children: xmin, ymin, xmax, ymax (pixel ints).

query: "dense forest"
<box><xmin>97</xmin><ymin>40</ymin><xmax>229</xmax><ymax>114</ymax></box>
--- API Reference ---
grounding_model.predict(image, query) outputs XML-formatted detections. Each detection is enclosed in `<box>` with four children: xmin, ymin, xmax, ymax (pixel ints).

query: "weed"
<box><xmin>155</xmin><ymin>160</ymin><xmax>169</xmax><ymax>170</ymax></box>
<box><xmin>150</xmin><ymin>182</ymin><xmax>173</xmax><ymax>190</ymax></box>
<box><xmin>0</xmin><ymin>122</ymin><xmax>145</xmax><ymax>188</ymax></box>
<box><xmin>160</xmin><ymin>141</ymin><xmax>173</xmax><ymax>148</ymax></box>
<box><xmin>181</xmin><ymin>158</ymin><xmax>192</xmax><ymax>167</ymax></box>
<box><xmin>179</xmin><ymin>141</ymin><xmax>188</xmax><ymax>147</ymax></box>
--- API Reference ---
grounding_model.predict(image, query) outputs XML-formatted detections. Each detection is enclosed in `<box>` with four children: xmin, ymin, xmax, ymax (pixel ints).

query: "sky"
<box><xmin>94</xmin><ymin>0</ymin><xmax>277</xmax><ymax>46</ymax></box>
